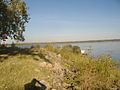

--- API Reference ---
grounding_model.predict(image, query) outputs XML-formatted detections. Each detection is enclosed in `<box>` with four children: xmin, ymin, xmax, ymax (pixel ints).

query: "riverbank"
<box><xmin>0</xmin><ymin>46</ymin><xmax>120</xmax><ymax>90</ymax></box>
<box><xmin>4</xmin><ymin>40</ymin><xmax>120</xmax><ymax>61</ymax></box>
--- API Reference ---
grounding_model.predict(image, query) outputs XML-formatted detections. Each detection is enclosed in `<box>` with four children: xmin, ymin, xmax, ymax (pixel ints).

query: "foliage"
<box><xmin>0</xmin><ymin>46</ymin><xmax>120</xmax><ymax>90</ymax></box>
<box><xmin>45</xmin><ymin>45</ymin><xmax>120</xmax><ymax>90</ymax></box>
<box><xmin>61</xmin><ymin>45</ymin><xmax>81</xmax><ymax>54</ymax></box>
<box><xmin>0</xmin><ymin>0</ymin><xmax>29</xmax><ymax>41</ymax></box>
<box><xmin>45</xmin><ymin>44</ymin><xmax>60</xmax><ymax>54</ymax></box>
<box><xmin>72</xmin><ymin>46</ymin><xmax>81</xmax><ymax>54</ymax></box>
<box><xmin>60</xmin><ymin>47</ymin><xmax>120</xmax><ymax>90</ymax></box>
<box><xmin>61</xmin><ymin>45</ymin><xmax>73</xmax><ymax>53</ymax></box>
<box><xmin>0</xmin><ymin>55</ymin><xmax>50</xmax><ymax>90</ymax></box>
<box><xmin>33</xmin><ymin>44</ymin><xmax>40</xmax><ymax>48</ymax></box>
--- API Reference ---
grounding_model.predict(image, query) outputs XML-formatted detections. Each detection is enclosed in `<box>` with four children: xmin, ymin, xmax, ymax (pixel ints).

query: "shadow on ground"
<box><xmin>24</xmin><ymin>78</ymin><xmax>47</xmax><ymax>90</ymax></box>
<box><xmin>0</xmin><ymin>47</ymin><xmax>52</xmax><ymax>63</ymax></box>
<box><xmin>0</xmin><ymin>47</ymin><xmax>31</xmax><ymax>55</ymax></box>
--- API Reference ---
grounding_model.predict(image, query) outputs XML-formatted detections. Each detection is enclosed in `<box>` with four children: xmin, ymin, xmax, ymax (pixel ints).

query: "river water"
<box><xmin>53</xmin><ymin>41</ymin><xmax>120</xmax><ymax>60</ymax></box>
<box><xmin>18</xmin><ymin>41</ymin><xmax>120</xmax><ymax>60</ymax></box>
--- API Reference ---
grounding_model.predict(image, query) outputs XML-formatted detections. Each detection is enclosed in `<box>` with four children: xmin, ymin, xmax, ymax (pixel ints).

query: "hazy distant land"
<box><xmin>49</xmin><ymin>39</ymin><xmax>120</xmax><ymax>44</ymax></box>
<box><xmin>15</xmin><ymin>39</ymin><xmax>120</xmax><ymax>45</ymax></box>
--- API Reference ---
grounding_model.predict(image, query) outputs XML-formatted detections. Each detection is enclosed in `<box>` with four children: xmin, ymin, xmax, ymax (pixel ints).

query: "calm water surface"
<box><xmin>54</xmin><ymin>41</ymin><xmax>120</xmax><ymax>60</ymax></box>
<box><xmin>18</xmin><ymin>41</ymin><xmax>120</xmax><ymax>60</ymax></box>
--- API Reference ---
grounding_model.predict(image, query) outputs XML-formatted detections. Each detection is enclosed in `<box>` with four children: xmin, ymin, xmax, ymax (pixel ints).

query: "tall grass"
<box><xmin>45</xmin><ymin>44</ymin><xmax>120</xmax><ymax>90</ymax></box>
<box><xmin>0</xmin><ymin>45</ymin><xmax>120</xmax><ymax>90</ymax></box>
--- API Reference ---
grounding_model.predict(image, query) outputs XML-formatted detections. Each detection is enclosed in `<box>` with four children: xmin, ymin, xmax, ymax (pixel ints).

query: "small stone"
<box><xmin>39</xmin><ymin>62</ymin><xmax>47</xmax><ymax>67</ymax></box>
<box><xmin>45</xmin><ymin>55</ymin><xmax>49</xmax><ymax>59</ymax></box>
<box><xmin>34</xmin><ymin>56</ymin><xmax>41</xmax><ymax>61</ymax></box>
<box><xmin>51</xmin><ymin>89</ymin><xmax>56</xmax><ymax>90</ymax></box>
<box><xmin>47</xmin><ymin>63</ymin><xmax>53</xmax><ymax>68</ymax></box>
<box><xmin>57</xmin><ymin>54</ymin><xmax>61</xmax><ymax>58</ymax></box>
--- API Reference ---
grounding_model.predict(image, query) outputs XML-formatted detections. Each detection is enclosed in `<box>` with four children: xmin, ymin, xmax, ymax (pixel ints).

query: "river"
<box><xmin>53</xmin><ymin>41</ymin><xmax>120</xmax><ymax>60</ymax></box>
<box><xmin>17</xmin><ymin>41</ymin><xmax>120</xmax><ymax>60</ymax></box>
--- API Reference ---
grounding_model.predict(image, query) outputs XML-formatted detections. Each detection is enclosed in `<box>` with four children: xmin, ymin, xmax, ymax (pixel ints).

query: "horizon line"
<box><xmin>18</xmin><ymin>38</ymin><xmax>120</xmax><ymax>44</ymax></box>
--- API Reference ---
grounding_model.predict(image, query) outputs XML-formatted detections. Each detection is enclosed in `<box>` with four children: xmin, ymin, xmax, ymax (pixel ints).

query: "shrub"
<box><xmin>61</xmin><ymin>45</ymin><xmax>81</xmax><ymax>54</ymax></box>
<box><xmin>44</xmin><ymin>45</ymin><xmax>120</xmax><ymax>90</ymax></box>
<box><xmin>45</xmin><ymin>44</ymin><xmax>60</xmax><ymax>54</ymax></box>
<box><xmin>72</xmin><ymin>46</ymin><xmax>81</xmax><ymax>54</ymax></box>
<box><xmin>35</xmin><ymin>44</ymin><xmax>40</xmax><ymax>48</ymax></box>
<box><xmin>63</xmin><ymin>54</ymin><xmax>120</xmax><ymax>90</ymax></box>
<box><xmin>61</xmin><ymin>45</ymin><xmax>73</xmax><ymax>53</ymax></box>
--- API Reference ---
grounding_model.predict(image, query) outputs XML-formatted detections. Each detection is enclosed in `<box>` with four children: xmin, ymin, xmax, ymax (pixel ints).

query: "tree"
<box><xmin>0</xmin><ymin>0</ymin><xmax>29</xmax><ymax>42</ymax></box>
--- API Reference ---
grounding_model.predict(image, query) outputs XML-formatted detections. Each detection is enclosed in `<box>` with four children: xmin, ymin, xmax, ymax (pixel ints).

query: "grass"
<box><xmin>0</xmin><ymin>55</ymin><xmax>50</xmax><ymax>90</ymax></box>
<box><xmin>0</xmin><ymin>47</ymin><xmax>52</xmax><ymax>90</ymax></box>
<box><xmin>45</xmin><ymin>45</ymin><xmax>120</xmax><ymax>90</ymax></box>
<box><xmin>0</xmin><ymin>45</ymin><xmax>120</xmax><ymax>90</ymax></box>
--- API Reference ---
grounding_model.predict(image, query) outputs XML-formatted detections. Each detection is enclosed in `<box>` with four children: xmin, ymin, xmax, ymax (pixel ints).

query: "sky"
<box><xmin>23</xmin><ymin>0</ymin><xmax>120</xmax><ymax>43</ymax></box>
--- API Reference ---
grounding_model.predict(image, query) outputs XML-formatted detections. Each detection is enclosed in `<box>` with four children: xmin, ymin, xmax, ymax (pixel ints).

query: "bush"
<box><xmin>61</xmin><ymin>45</ymin><xmax>81</xmax><ymax>54</ymax></box>
<box><xmin>63</xmin><ymin>54</ymin><xmax>120</xmax><ymax>90</ymax></box>
<box><xmin>44</xmin><ymin>45</ymin><xmax>120</xmax><ymax>90</ymax></box>
<box><xmin>61</xmin><ymin>45</ymin><xmax>73</xmax><ymax>52</ymax></box>
<box><xmin>35</xmin><ymin>44</ymin><xmax>40</xmax><ymax>48</ymax></box>
<box><xmin>31</xmin><ymin>44</ymin><xmax>40</xmax><ymax>48</ymax></box>
<box><xmin>72</xmin><ymin>46</ymin><xmax>81</xmax><ymax>54</ymax></box>
<box><xmin>45</xmin><ymin>44</ymin><xmax>60</xmax><ymax>54</ymax></box>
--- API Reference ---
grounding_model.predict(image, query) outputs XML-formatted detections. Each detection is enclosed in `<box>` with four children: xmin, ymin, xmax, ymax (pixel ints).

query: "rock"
<box><xmin>33</xmin><ymin>55</ymin><xmax>41</xmax><ymax>61</ymax></box>
<box><xmin>57</xmin><ymin>54</ymin><xmax>61</xmax><ymax>58</ymax></box>
<box><xmin>51</xmin><ymin>89</ymin><xmax>56</xmax><ymax>90</ymax></box>
<box><xmin>45</xmin><ymin>55</ymin><xmax>49</xmax><ymax>60</ymax></box>
<box><xmin>47</xmin><ymin>63</ymin><xmax>53</xmax><ymax>68</ymax></box>
<box><xmin>39</xmin><ymin>62</ymin><xmax>47</xmax><ymax>67</ymax></box>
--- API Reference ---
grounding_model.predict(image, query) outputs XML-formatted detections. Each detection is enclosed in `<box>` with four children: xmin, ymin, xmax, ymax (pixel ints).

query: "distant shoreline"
<box><xmin>14</xmin><ymin>39</ymin><xmax>120</xmax><ymax>45</ymax></box>
<box><xmin>47</xmin><ymin>39</ymin><xmax>120</xmax><ymax>44</ymax></box>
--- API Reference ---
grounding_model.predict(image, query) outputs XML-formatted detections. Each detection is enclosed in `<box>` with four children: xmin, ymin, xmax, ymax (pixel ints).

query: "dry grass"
<box><xmin>0</xmin><ymin>45</ymin><xmax>120</xmax><ymax>90</ymax></box>
<box><xmin>45</xmin><ymin>45</ymin><xmax>120</xmax><ymax>90</ymax></box>
<box><xmin>0</xmin><ymin>48</ymin><xmax>51</xmax><ymax>90</ymax></box>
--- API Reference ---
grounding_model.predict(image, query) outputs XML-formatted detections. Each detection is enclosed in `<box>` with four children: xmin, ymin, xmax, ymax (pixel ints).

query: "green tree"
<box><xmin>0</xmin><ymin>0</ymin><xmax>29</xmax><ymax>41</ymax></box>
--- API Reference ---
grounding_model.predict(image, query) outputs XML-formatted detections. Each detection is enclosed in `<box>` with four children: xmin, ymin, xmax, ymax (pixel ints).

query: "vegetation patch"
<box><xmin>0</xmin><ymin>46</ymin><xmax>120</xmax><ymax>90</ymax></box>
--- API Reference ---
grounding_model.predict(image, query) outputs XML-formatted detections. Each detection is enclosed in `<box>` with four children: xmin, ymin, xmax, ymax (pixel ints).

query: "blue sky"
<box><xmin>24</xmin><ymin>0</ymin><xmax>120</xmax><ymax>43</ymax></box>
